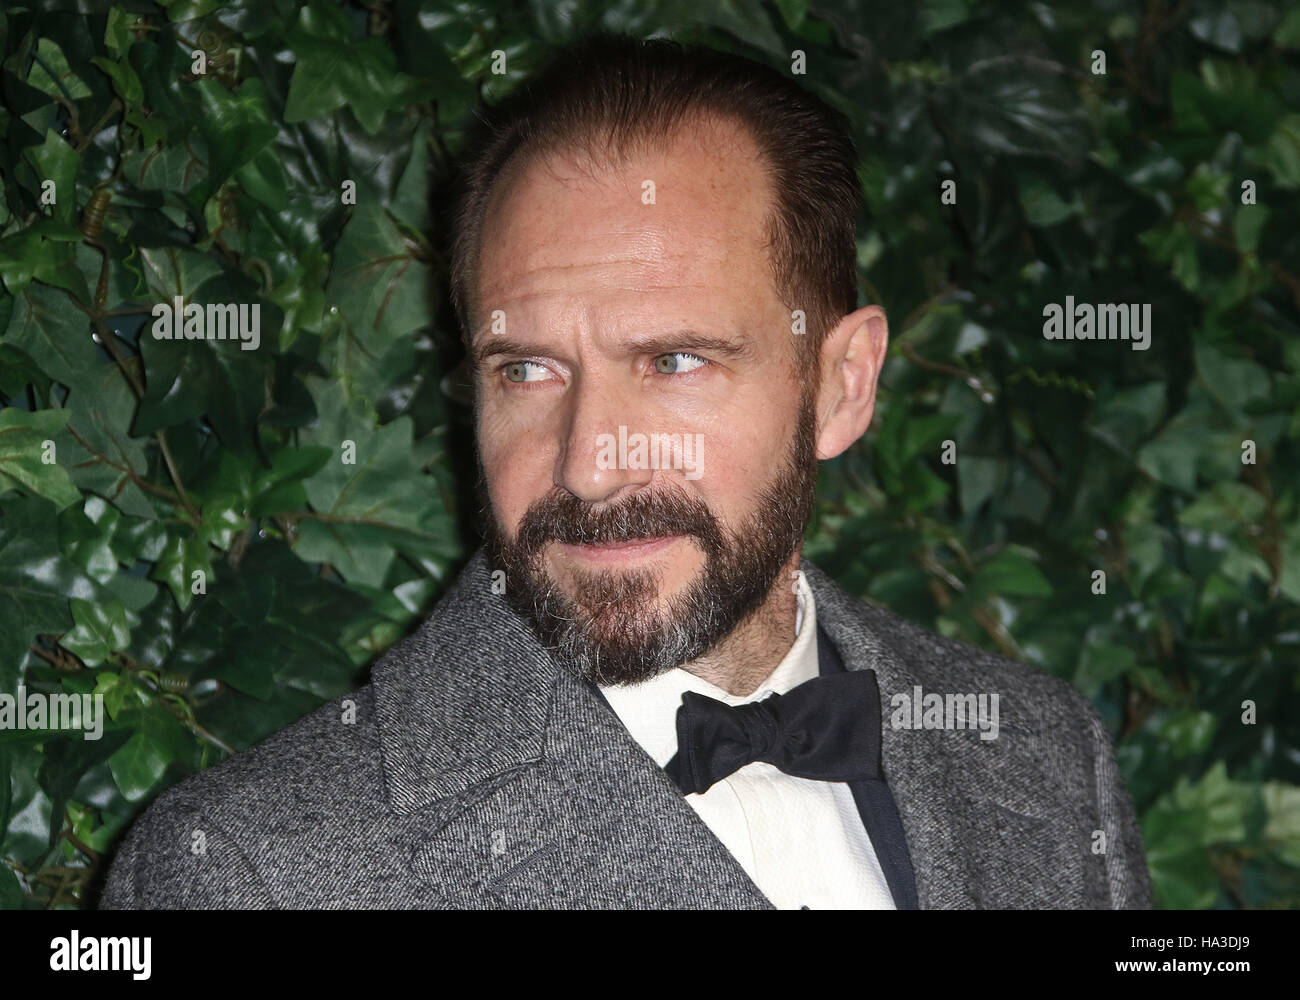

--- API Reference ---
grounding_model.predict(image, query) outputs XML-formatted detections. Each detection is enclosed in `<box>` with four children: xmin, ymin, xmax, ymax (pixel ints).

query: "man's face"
<box><xmin>472</xmin><ymin>117</ymin><xmax>817</xmax><ymax>684</ymax></box>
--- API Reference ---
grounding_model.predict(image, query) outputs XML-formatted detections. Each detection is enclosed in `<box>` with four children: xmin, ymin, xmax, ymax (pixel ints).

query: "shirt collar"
<box><xmin>598</xmin><ymin>571</ymin><xmax>820</xmax><ymax>768</ymax></box>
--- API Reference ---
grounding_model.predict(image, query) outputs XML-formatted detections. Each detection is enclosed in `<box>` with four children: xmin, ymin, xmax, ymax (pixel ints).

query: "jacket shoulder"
<box><xmin>808</xmin><ymin>559</ymin><xmax>1091</xmax><ymax>725</ymax></box>
<box><xmin>99</xmin><ymin>686</ymin><xmax>381</xmax><ymax>909</ymax></box>
<box><xmin>806</xmin><ymin>560</ymin><xmax>1154</xmax><ymax>908</ymax></box>
<box><xmin>866</xmin><ymin>599</ymin><xmax>1092</xmax><ymax>715</ymax></box>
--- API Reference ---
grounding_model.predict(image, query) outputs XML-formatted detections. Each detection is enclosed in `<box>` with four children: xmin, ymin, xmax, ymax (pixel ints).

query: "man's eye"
<box><xmin>503</xmin><ymin>361</ymin><xmax>551</xmax><ymax>383</ymax></box>
<box><xmin>653</xmin><ymin>352</ymin><xmax>708</xmax><ymax>375</ymax></box>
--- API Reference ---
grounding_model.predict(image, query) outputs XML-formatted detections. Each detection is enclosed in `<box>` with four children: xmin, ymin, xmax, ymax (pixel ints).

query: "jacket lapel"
<box><xmin>803</xmin><ymin>559</ymin><xmax>978</xmax><ymax>908</ymax></box>
<box><xmin>373</xmin><ymin>549</ymin><xmax>771</xmax><ymax>908</ymax></box>
<box><xmin>804</xmin><ymin>559</ymin><xmax>1072</xmax><ymax>909</ymax></box>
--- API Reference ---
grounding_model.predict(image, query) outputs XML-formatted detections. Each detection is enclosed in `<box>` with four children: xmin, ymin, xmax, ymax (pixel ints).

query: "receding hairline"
<box><xmin>464</xmin><ymin>109</ymin><xmax>783</xmax><ymax>337</ymax></box>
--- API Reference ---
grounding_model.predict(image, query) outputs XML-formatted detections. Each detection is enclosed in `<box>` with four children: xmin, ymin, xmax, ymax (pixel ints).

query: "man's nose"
<box><xmin>556</xmin><ymin>377</ymin><xmax>653</xmax><ymax>503</ymax></box>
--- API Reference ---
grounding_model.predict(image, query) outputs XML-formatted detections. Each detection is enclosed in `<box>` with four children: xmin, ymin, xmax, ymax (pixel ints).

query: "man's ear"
<box><xmin>814</xmin><ymin>305</ymin><xmax>889</xmax><ymax>461</ymax></box>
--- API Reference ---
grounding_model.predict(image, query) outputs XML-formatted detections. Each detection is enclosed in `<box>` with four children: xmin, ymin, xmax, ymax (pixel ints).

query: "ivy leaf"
<box><xmin>93</xmin><ymin>670</ymin><xmax>132</xmax><ymax>721</ymax></box>
<box><xmin>0</xmin><ymin>408</ymin><xmax>81</xmax><ymax>509</ymax></box>
<box><xmin>131</xmin><ymin>244</ymin><xmax>222</xmax><ymax>302</ymax></box>
<box><xmin>4</xmin><ymin>281</ymin><xmax>100</xmax><ymax>395</ymax></box>
<box><xmin>0</xmin><ymin>749</ymin><xmax>55</xmax><ymax>868</ymax></box>
<box><xmin>59</xmin><ymin>596</ymin><xmax>134</xmax><ymax>667</ymax></box>
<box><xmin>132</xmin><ymin>266</ymin><xmax>278</xmax><ymax>453</ymax></box>
<box><xmin>233</xmin><ymin>145</ymin><xmax>289</xmax><ymax>213</ymax></box>
<box><xmin>1137</xmin><ymin>419</ymin><xmax>1203</xmax><ymax>493</ymax></box>
<box><xmin>104</xmin><ymin>6</ymin><xmax>134</xmax><ymax>58</ymax></box>
<box><xmin>1233</xmin><ymin>204</ymin><xmax>1269</xmax><ymax>254</ymax></box>
<box><xmin>150</xmin><ymin>533</ymin><xmax>215</xmax><ymax>612</ymax></box>
<box><xmin>1143</xmin><ymin>762</ymin><xmax>1253</xmax><ymax>908</ymax></box>
<box><xmin>284</xmin><ymin>0</ymin><xmax>435</xmax><ymax>134</ymax></box>
<box><xmin>388</xmin><ymin>119</ymin><xmax>431</xmax><ymax>230</ymax></box>
<box><xmin>1089</xmin><ymin>382</ymin><xmax>1166</xmax><ymax>456</ymax></box>
<box><xmin>325</xmin><ymin>200</ymin><xmax>431</xmax><ymax>359</ymax></box>
<box><xmin>969</xmin><ymin>547</ymin><xmax>1053</xmax><ymax>599</ymax></box>
<box><xmin>0</xmin><ymin>222</ymin><xmax>88</xmax><ymax>302</ymax></box>
<box><xmin>0</xmin><ymin>497</ymin><xmax>97</xmax><ymax>683</ymax></box>
<box><xmin>1259</xmin><ymin>114</ymin><xmax>1300</xmax><ymax>189</ymax></box>
<box><xmin>1162</xmin><ymin>709</ymin><xmax>1218</xmax><ymax>759</ymax></box>
<box><xmin>90</xmin><ymin>56</ymin><xmax>143</xmax><ymax>109</ymax></box>
<box><xmin>57</xmin><ymin>501</ymin><xmax>120</xmax><ymax>585</ymax></box>
<box><xmin>1277</xmin><ymin>7</ymin><xmax>1300</xmax><ymax>48</ymax></box>
<box><xmin>21</xmin><ymin>130</ymin><xmax>79</xmax><ymax>226</ymax></box>
<box><xmin>152</xmin><ymin>535</ymin><xmax>217</xmax><ymax>613</ymax></box>
<box><xmin>296</xmin><ymin>377</ymin><xmax>449</xmax><ymax>586</ymax></box>
<box><xmin>1262</xmin><ymin>782</ymin><xmax>1300</xmax><ymax>868</ymax></box>
<box><xmin>193</xmin><ymin>78</ymin><xmax>278</xmax><ymax>209</ymax></box>
<box><xmin>106</xmin><ymin>729</ymin><xmax>168</xmax><ymax>802</ymax></box>
<box><xmin>54</xmin><ymin>361</ymin><xmax>154</xmax><ymax>519</ymax></box>
<box><xmin>1195</xmin><ymin>344</ymin><xmax>1271</xmax><ymax>421</ymax></box>
<box><xmin>0</xmin><ymin>343</ymin><xmax>53</xmax><ymax>400</ymax></box>
<box><xmin>1019</xmin><ymin>177</ymin><xmax>1080</xmax><ymax>226</ymax></box>
<box><xmin>197</xmin><ymin>502</ymin><xmax>243</xmax><ymax>552</ymax></box>
<box><xmin>247</xmin><ymin>445</ymin><xmax>332</xmax><ymax>517</ymax></box>
<box><xmin>25</xmin><ymin>38</ymin><xmax>92</xmax><ymax>101</ymax></box>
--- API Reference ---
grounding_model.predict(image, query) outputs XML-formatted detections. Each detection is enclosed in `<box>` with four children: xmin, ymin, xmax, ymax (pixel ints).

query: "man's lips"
<box><xmin>554</xmin><ymin>535</ymin><xmax>683</xmax><ymax>563</ymax></box>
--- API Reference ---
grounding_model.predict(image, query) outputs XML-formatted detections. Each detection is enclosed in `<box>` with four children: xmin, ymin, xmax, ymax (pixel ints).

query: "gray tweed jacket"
<box><xmin>99</xmin><ymin>550</ymin><xmax>1153</xmax><ymax>909</ymax></box>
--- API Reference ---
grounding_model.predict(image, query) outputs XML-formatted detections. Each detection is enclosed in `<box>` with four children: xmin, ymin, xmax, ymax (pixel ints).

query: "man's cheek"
<box><xmin>480</xmin><ymin>461</ymin><xmax>522</xmax><ymax>532</ymax></box>
<box><xmin>489</xmin><ymin>468</ymin><xmax>552</xmax><ymax>542</ymax></box>
<box><xmin>494</xmin><ymin>484</ymin><xmax>532</xmax><ymax>536</ymax></box>
<box><xmin>480</xmin><ymin>434</ymin><xmax>525</xmax><ymax>495</ymax></box>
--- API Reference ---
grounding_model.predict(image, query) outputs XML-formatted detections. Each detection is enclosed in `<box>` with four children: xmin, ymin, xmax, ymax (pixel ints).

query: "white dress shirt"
<box><xmin>599</xmin><ymin>572</ymin><xmax>896</xmax><ymax>909</ymax></box>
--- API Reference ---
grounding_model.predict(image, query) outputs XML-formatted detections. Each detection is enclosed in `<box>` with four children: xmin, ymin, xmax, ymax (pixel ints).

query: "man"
<box><xmin>100</xmin><ymin>35</ymin><xmax>1152</xmax><ymax>910</ymax></box>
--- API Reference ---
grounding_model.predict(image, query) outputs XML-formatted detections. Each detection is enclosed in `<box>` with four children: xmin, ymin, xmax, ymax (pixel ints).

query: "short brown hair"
<box><xmin>449</xmin><ymin>34</ymin><xmax>862</xmax><ymax>378</ymax></box>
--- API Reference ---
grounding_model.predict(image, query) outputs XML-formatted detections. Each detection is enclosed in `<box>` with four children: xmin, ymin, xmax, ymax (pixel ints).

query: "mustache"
<box><xmin>514</xmin><ymin>486</ymin><xmax>722</xmax><ymax>557</ymax></box>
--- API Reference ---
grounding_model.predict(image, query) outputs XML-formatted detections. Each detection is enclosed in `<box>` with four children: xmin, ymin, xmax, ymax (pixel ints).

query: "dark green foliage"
<box><xmin>0</xmin><ymin>0</ymin><xmax>1297</xmax><ymax>909</ymax></box>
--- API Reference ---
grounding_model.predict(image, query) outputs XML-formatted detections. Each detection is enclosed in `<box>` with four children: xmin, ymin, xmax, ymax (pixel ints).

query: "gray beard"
<box><xmin>482</xmin><ymin>394</ymin><xmax>817</xmax><ymax>686</ymax></box>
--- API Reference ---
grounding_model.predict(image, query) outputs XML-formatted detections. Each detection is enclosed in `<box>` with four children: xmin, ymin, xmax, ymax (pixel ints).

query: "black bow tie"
<box><xmin>663</xmin><ymin>670</ymin><xmax>885</xmax><ymax>795</ymax></box>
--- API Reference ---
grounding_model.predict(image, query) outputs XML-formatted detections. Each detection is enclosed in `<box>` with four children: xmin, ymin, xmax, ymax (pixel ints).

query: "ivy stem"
<box><xmin>74</xmin><ymin>97</ymin><xmax>122</xmax><ymax>154</ymax></box>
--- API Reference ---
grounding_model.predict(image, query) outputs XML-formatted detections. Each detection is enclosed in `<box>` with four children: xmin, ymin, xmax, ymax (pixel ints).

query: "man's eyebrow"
<box><xmin>471</xmin><ymin>336</ymin><xmax>539</xmax><ymax>368</ymax></box>
<box><xmin>621</xmin><ymin>331</ymin><xmax>755</xmax><ymax>361</ymax></box>
<box><xmin>471</xmin><ymin>330</ymin><xmax>756</xmax><ymax>367</ymax></box>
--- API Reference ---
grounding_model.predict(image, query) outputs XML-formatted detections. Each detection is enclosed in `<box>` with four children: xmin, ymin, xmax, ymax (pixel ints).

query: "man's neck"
<box><xmin>678</xmin><ymin>549</ymin><xmax>803</xmax><ymax>696</ymax></box>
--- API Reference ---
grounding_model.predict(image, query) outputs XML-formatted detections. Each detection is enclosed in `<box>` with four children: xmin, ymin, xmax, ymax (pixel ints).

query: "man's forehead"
<box><xmin>473</xmin><ymin>116</ymin><xmax>776</xmax><ymax>317</ymax></box>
